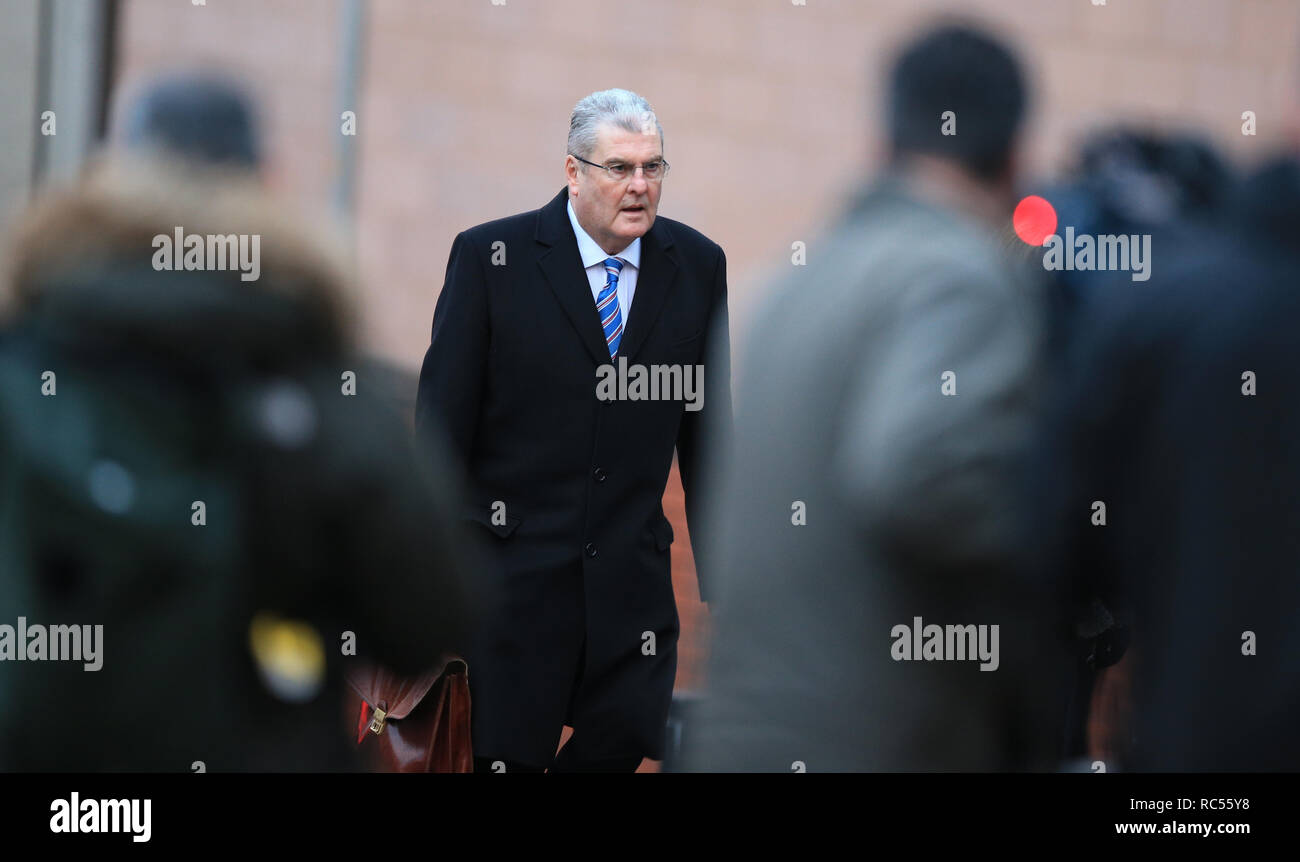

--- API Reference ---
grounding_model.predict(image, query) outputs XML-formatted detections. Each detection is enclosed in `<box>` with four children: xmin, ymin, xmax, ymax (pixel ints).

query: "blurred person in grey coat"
<box><xmin>685</xmin><ymin>23</ymin><xmax>1063</xmax><ymax>772</ymax></box>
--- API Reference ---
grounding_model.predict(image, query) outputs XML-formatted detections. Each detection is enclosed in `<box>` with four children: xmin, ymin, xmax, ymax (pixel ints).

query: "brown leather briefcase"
<box><xmin>345</xmin><ymin>655</ymin><xmax>473</xmax><ymax>773</ymax></box>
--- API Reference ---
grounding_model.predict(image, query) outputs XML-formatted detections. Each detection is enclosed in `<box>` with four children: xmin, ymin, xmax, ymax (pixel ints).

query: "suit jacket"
<box><xmin>416</xmin><ymin>187</ymin><xmax>730</xmax><ymax>765</ymax></box>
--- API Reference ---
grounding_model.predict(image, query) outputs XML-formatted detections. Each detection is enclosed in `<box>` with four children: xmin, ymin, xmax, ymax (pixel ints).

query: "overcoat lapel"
<box><xmin>533</xmin><ymin>187</ymin><xmax>680</xmax><ymax>365</ymax></box>
<box><xmin>535</xmin><ymin>188</ymin><xmax>611</xmax><ymax>365</ymax></box>
<box><xmin>617</xmin><ymin>218</ymin><xmax>677</xmax><ymax>363</ymax></box>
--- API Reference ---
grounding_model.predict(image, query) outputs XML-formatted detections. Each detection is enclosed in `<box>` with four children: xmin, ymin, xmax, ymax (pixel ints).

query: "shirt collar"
<box><xmin>567</xmin><ymin>198</ymin><xmax>641</xmax><ymax>269</ymax></box>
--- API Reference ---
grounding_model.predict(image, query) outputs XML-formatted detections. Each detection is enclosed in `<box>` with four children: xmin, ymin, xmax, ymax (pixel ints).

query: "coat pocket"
<box><xmin>463</xmin><ymin>503</ymin><xmax>522</xmax><ymax>539</ymax></box>
<box><xmin>649</xmin><ymin>515</ymin><xmax>674</xmax><ymax>552</ymax></box>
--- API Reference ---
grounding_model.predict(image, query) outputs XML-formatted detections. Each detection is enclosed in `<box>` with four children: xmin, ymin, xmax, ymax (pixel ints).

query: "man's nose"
<box><xmin>626</xmin><ymin>171</ymin><xmax>649</xmax><ymax>194</ymax></box>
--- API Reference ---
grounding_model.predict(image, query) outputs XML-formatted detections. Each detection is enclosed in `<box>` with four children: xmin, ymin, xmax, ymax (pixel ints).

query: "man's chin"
<box><xmin>616</xmin><ymin>212</ymin><xmax>654</xmax><ymax>237</ymax></box>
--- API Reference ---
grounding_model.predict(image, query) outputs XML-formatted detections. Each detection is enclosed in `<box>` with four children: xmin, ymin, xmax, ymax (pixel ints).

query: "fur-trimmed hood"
<box><xmin>1</xmin><ymin>156</ymin><xmax>357</xmax><ymax>367</ymax></box>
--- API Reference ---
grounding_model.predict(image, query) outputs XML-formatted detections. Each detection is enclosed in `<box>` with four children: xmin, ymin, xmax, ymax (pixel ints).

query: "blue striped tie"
<box><xmin>597</xmin><ymin>257</ymin><xmax>625</xmax><ymax>359</ymax></box>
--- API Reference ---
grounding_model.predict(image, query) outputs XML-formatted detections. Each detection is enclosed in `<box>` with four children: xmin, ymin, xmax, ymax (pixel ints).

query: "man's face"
<box><xmin>567</xmin><ymin>124</ymin><xmax>663</xmax><ymax>255</ymax></box>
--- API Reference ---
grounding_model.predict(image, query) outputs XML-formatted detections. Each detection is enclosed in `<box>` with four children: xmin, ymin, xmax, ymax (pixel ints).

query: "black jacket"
<box><xmin>415</xmin><ymin>187</ymin><xmax>730</xmax><ymax>765</ymax></box>
<box><xmin>1041</xmin><ymin>158</ymin><xmax>1300</xmax><ymax>770</ymax></box>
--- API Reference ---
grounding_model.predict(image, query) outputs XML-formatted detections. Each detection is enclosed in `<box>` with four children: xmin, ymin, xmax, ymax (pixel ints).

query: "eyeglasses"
<box><xmin>569</xmin><ymin>153</ymin><xmax>670</xmax><ymax>182</ymax></box>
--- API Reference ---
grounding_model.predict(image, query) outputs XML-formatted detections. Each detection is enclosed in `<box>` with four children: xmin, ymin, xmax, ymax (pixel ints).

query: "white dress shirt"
<box><xmin>567</xmin><ymin>198</ymin><xmax>640</xmax><ymax>327</ymax></box>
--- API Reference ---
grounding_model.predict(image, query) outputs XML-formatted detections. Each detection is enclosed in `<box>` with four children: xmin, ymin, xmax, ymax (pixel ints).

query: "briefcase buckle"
<box><xmin>367</xmin><ymin>705</ymin><xmax>388</xmax><ymax>735</ymax></box>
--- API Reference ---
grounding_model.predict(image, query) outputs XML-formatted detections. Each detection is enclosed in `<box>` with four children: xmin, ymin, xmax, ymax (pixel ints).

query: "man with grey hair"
<box><xmin>416</xmin><ymin>88</ymin><xmax>730</xmax><ymax>772</ymax></box>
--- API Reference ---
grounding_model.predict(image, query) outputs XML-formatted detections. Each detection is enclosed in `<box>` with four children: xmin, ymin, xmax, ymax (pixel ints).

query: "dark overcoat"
<box><xmin>416</xmin><ymin>187</ymin><xmax>730</xmax><ymax>765</ymax></box>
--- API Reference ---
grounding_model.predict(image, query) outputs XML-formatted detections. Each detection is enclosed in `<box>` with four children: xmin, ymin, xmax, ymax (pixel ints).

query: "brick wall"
<box><xmin>116</xmin><ymin>0</ymin><xmax>1300</xmax><ymax>364</ymax></box>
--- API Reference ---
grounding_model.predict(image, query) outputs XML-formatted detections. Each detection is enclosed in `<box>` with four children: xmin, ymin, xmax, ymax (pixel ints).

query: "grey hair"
<box><xmin>567</xmin><ymin>88</ymin><xmax>663</xmax><ymax>163</ymax></box>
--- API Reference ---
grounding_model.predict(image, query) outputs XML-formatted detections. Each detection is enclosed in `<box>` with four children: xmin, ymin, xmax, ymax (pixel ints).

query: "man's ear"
<box><xmin>566</xmin><ymin>156</ymin><xmax>582</xmax><ymax>197</ymax></box>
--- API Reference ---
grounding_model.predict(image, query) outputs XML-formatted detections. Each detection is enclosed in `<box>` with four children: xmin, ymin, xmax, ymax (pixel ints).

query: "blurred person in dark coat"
<box><xmin>1025</xmin><ymin>128</ymin><xmax>1236</xmax><ymax>765</ymax></box>
<box><xmin>685</xmin><ymin>23</ymin><xmax>1062</xmax><ymax>772</ymax></box>
<box><xmin>415</xmin><ymin>89</ymin><xmax>731</xmax><ymax>772</ymax></box>
<box><xmin>1036</xmin><ymin>154</ymin><xmax>1300</xmax><ymax>771</ymax></box>
<box><xmin>0</xmin><ymin>157</ymin><xmax>470</xmax><ymax>771</ymax></box>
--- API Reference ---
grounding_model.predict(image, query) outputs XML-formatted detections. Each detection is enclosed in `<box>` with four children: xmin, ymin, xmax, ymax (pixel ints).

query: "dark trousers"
<box><xmin>472</xmin><ymin>631</ymin><xmax>645</xmax><ymax>773</ymax></box>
